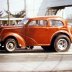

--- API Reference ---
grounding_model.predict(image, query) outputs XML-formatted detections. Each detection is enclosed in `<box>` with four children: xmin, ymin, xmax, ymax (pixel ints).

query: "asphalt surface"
<box><xmin>0</xmin><ymin>46</ymin><xmax>72</xmax><ymax>72</ymax></box>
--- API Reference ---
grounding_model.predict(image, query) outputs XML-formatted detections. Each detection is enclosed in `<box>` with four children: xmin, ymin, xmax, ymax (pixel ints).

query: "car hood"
<box><xmin>0</xmin><ymin>25</ymin><xmax>23</xmax><ymax>28</ymax></box>
<box><xmin>0</xmin><ymin>25</ymin><xmax>23</xmax><ymax>32</ymax></box>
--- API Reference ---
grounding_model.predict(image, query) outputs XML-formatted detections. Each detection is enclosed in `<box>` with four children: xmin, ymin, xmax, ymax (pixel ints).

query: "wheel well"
<box><xmin>3</xmin><ymin>36</ymin><xmax>19</xmax><ymax>47</ymax></box>
<box><xmin>51</xmin><ymin>32</ymin><xmax>71</xmax><ymax>45</ymax></box>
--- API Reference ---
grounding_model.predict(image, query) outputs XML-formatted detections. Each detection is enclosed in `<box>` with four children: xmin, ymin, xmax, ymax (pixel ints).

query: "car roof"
<box><xmin>28</xmin><ymin>16</ymin><xmax>63</xmax><ymax>20</ymax></box>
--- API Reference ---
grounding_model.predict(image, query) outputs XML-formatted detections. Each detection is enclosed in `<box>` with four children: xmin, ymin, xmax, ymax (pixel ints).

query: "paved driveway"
<box><xmin>0</xmin><ymin>45</ymin><xmax>72</xmax><ymax>72</ymax></box>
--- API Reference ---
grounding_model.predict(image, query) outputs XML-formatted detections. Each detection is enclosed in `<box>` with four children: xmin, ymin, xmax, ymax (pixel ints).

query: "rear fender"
<box><xmin>50</xmin><ymin>30</ymin><xmax>71</xmax><ymax>45</ymax></box>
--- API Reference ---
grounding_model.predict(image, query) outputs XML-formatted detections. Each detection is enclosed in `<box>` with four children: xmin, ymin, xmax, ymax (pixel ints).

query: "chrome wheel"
<box><xmin>54</xmin><ymin>35</ymin><xmax>71</xmax><ymax>52</ymax></box>
<box><xmin>5</xmin><ymin>38</ymin><xmax>17</xmax><ymax>52</ymax></box>
<box><xmin>57</xmin><ymin>39</ymin><xmax>67</xmax><ymax>51</ymax></box>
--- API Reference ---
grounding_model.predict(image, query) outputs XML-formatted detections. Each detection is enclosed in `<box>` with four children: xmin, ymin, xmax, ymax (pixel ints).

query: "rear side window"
<box><xmin>28</xmin><ymin>20</ymin><xmax>48</xmax><ymax>26</ymax></box>
<box><xmin>50</xmin><ymin>20</ymin><xmax>63</xmax><ymax>27</ymax></box>
<box><xmin>28</xmin><ymin>20</ymin><xmax>37</xmax><ymax>26</ymax></box>
<box><xmin>38</xmin><ymin>20</ymin><xmax>48</xmax><ymax>26</ymax></box>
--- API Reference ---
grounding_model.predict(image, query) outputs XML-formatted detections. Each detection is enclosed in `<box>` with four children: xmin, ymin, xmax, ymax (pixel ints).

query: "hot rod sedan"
<box><xmin>0</xmin><ymin>16</ymin><xmax>71</xmax><ymax>52</ymax></box>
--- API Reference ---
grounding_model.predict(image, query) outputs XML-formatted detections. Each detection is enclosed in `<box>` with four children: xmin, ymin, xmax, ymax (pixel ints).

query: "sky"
<box><xmin>0</xmin><ymin>0</ymin><xmax>72</xmax><ymax>19</ymax></box>
<box><xmin>0</xmin><ymin>0</ymin><xmax>25</xmax><ymax>14</ymax></box>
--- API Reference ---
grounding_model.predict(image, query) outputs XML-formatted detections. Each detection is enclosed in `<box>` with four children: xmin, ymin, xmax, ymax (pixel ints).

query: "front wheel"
<box><xmin>4</xmin><ymin>38</ymin><xmax>17</xmax><ymax>52</ymax></box>
<box><xmin>53</xmin><ymin>35</ymin><xmax>71</xmax><ymax>52</ymax></box>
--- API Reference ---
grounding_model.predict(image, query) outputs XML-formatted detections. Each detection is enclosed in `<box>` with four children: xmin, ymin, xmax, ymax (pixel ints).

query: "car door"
<box><xmin>26</xmin><ymin>20</ymin><xmax>50</xmax><ymax>45</ymax></box>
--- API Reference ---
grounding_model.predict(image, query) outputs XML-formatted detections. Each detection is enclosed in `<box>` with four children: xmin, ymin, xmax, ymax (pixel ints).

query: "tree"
<box><xmin>5</xmin><ymin>10</ymin><xmax>26</xmax><ymax>18</ymax></box>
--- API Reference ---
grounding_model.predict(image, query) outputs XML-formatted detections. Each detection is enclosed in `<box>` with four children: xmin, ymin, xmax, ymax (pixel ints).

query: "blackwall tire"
<box><xmin>54</xmin><ymin>35</ymin><xmax>71</xmax><ymax>52</ymax></box>
<box><xmin>5</xmin><ymin>38</ymin><xmax>17</xmax><ymax>52</ymax></box>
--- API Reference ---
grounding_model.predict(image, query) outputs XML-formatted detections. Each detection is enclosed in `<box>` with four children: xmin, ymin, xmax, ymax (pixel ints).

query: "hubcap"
<box><xmin>57</xmin><ymin>39</ymin><xmax>68</xmax><ymax>50</ymax></box>
<box><xmin>6</xmin><ymin>40</ymin><xmax>16</xmax><ymax>52</ymax></box>
<box><xmin>7</xmin><ymin>43</ymin><xmax>14</xmax><ymax>49</ymax></box>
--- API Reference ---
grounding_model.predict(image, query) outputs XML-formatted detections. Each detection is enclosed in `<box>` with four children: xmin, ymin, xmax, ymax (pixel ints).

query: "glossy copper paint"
<box><xmin>0</xmin><ymin>16</ymin><xmax>71</xmax><ymax>48</ymax></box>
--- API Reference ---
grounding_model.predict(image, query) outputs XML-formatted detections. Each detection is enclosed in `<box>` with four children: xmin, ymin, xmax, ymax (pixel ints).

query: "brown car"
<box><xmin>0</xmin><ymin>16</ymin><xmax>71</xmax><ymax>52</ymax></box>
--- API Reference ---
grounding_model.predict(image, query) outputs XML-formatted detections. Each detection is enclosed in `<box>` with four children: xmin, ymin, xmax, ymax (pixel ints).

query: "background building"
<box><xmin>26</xmin><ymin>0</ymin><xmax>72</xmax><ymax>18</ymax></box>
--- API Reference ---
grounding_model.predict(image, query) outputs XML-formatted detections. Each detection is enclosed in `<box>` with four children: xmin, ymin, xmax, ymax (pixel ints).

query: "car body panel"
<box><xmin>0</xmin><ymin>16</ymin><xmax>71</xmax><ymax>48</ymax></box>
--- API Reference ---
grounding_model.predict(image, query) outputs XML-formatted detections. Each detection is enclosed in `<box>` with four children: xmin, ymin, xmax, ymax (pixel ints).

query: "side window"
<box><xmin>28</xmin><ymin>20</ymin><xmax>48</xmax><ymax>26</ymax></box>
<box><xmin>28</xmin><ymin>20</ymin><xmax>38</xmax><ymax>26</ymax></box>
<box><xmin>50</xmin><ymin>20</ymin><xmax>63</xmax><ymax>27</ymax></box>
<box><xmin>43</xmin><ymin>20</ymin><xmax>48</xmax><ymax>26</ymax></box>
<box><xmin>39</xmin><ymin>20</ymin><xmax>48</xmax><ymax>26</ymax></box>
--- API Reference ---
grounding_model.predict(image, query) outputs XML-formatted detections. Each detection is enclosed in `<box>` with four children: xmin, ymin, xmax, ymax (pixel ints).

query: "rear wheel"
<box><xmin>4</xmin><ymin>38</ymin><xmax>17</xmax><ymax>52</ymax></box>
<box><xmin>52</xmin><ymin>35</ymin><xmax>71</xmax><ymax>52</ymax></box>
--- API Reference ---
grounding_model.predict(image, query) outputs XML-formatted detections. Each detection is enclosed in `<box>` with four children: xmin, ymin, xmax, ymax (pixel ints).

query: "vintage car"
<box><xmin>0</xmin><ymin>16</ymin><xmax>71</xmax><ymax>52</ymax></box>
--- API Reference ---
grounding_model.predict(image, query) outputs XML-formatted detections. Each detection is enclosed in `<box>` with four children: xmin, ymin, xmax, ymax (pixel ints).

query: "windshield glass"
<box><xmin>17</xmin><ymin>18</ymin><xmax>29</xmax><ymax>26</ymax></box>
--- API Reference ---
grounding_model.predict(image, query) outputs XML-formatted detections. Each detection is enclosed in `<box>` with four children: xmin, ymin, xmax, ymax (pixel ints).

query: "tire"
<box><xmin>53</xmin><ymin>35</ymin><xmax>71</xmax><ymax>52</ymax></box>
<box><xmin>4</xmin><ymin>38</ymin><xmax>17</xmax><ymax>52</ymax></box>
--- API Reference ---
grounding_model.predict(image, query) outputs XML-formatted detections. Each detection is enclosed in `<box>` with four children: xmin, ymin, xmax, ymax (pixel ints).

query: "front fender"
<box><xmin>2</xmin><ymin>33</ymin><xmax>26</xmax><ymax>48</ymax></box>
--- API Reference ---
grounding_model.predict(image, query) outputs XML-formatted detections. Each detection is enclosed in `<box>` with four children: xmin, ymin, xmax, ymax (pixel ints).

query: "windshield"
<box><xmin>17</xmin><ymin>18</ymin><xmax>29</xmax><ymax>26</ymax></box>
